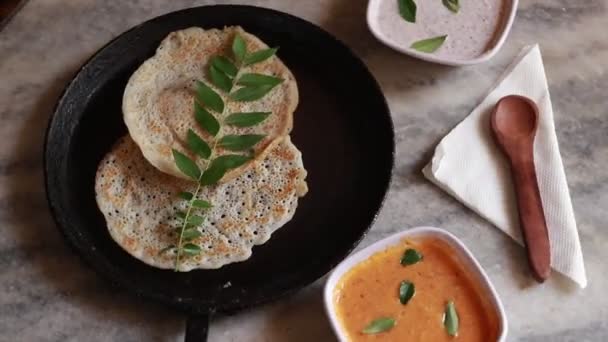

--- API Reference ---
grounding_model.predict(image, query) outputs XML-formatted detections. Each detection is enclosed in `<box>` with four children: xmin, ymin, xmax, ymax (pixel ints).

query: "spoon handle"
<box><xmin>510</xmin><ymin>149</ymin><xmax>551</xmax><ymax>282</ymax></box>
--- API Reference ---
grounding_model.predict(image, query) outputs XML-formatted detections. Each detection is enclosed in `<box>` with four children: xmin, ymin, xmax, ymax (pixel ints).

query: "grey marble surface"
<box><xmin>1</xmin><ymin>0</ymin><xmax>607</xmax><ymax>341</ymax></box>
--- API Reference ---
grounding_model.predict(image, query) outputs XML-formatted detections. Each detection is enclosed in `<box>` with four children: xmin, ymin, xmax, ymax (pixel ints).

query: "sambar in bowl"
<box><xmin>324</xmin><ymin>227</ymin><xmax>507</xmax><ymax>341</ymax></box>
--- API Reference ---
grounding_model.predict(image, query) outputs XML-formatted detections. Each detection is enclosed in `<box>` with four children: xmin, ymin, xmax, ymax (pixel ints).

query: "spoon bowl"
<box><xmin>493</xmin><ymin>96</ymin><xmax>538</xmax><ymax>140</ymax></box>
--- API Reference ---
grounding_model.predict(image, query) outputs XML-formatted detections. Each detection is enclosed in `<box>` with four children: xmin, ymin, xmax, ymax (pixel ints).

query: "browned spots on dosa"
<box><xmin>283</xmin><ymin>182</ymin><xmax>296</xmax><ymax>196</ymax></box>
<box><xmin>159</xmin><ymin>145</ymin><xmax>171</xmax><ymax>158</ymax></box>
<box><xmin>219</xmin><ymin>220</ymin><xmax>234</xmax><ymax>231</ymax></box>
<box><xmin>257</xmin><ymin>216</ymin><xmax>270</xmax><ymax>225</ymax></box>
<box><xmin>147</xmin><ymin>122</ymin><xmax>162</xmax><ymax>134</ymax></box>
<box><xmin>272</xmin><ymin>205</ymin><xmax>285</xmax><ymax>219</ymax></box>
<box><xmin>214</xmin><ymin>243</ymin><xmax>232</xmax><ymax>255</ymax></box>
<box><xmin>157</xmin><ymin>88</ymin><xmax>193</xmax><ymax>122</ymax></box>
<box><xmin>144</xmin><ymin>246</ymin><xmax>156</xmax><ymax>257</ymax></box>
<box><xmin>123</xmin><ymin>237</ymin><xmax>136</xmax><ymax>251</ymax></box>
<box><xmin>273</xmin><ymin>146</ymin><xmax>295</xmax><ymax>161</ymax></box>
<box><xmin>287</xmin><ymin>169</ymin><xmax>300</xmax><ymax>181</ymax></box>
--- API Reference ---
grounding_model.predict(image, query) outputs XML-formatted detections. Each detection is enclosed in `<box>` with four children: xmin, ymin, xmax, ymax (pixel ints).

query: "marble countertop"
<box><xmin>1</xmin><ymin>0</ymin><xmax>607</xmax><ymax>341</ymax></box>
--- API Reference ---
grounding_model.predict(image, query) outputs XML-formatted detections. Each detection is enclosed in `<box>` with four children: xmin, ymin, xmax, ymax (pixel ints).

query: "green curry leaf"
<box><xmin>237</xmin><ymin>73</ymin><xmax>283</xmax><ymax>87</ymax></box>
<box><xmin>187</xmin><ymin>129</ymin><xmax>212</xmax><ymax>159</ymax></box>
<box><xmin>182</xmin><ymin>229</ymin><xmax>203</xmax><ymax>240</ymax></box>
<box><xmin>210</xmin><ymin>56</ymin><xmax>237</xmax><ymax>77</ymax></box>
<box><xmin>230</xmin><ymin>84</ymin><xmax>277</xmax><ymax>101</ymax></box>
<box><xmin>410</xmin><ymin>35</ymin><xmax>447</xmax><ymax>53</ymax></box>
<box><xmin>444</xmin><ymin>300</ymin><xmax>459</xmax><ymax>336</ymax></box>
<box><xmin>218</xmin><ymin>134</ymin><xmax>266</xmax><ymax>151</ymax></box>
<box><xmin>398</xmin><ymin>0</ymin><xmax>417</xmax><ymax>23</ymax></box>
<box><xmin>172</xmin><ymin>149</ymin><xmax>200</xmax><ymax>180</ymax></box>
<box><xmin>209</xmin><ymin>65</ymin><xmax>233</xmax><ymax>92</ymax></box>
<box><xmin>178</xmin><ymin>191</ymin><xmax>194</xmax><ymax>200</ymax></box>
<box><xmin>225</xmin><ymin>112</ymin><xmax>271</xmax><ymax>127</ymax></box>
<box><xmin>243</xmin><ymin>47</ymin><xmax>278</xmax><ymax>66</ymax></box>
<box><xmin>442</xmin><ymin>0</ymin><xmax>460</xmax><ymax>13</ymax></box>
<box><xmin>182</xmin><ymin>243</ymin><xmax>202</xmax><ymax>256</ymax></box>
<box><xmin>232</xmin><ymin>34</ymin><xmax>247</xmax><ymax>63</ymax></box>
<box><xmin>401</xmin><ymin>248</ymin><xmax>423</xmax><ymax>265</ymax></box>
<box><xmin>192</xmin><ymin>199</ymin><xmax>213</xmax><ymax>209</ymax></box>
<box><xmin>399</xmin><ymin>281</ymin><xmax>415</xmax><ymax>305</ymax></box>
<box><xmin>194</xmin><ymin>102</ymin><xmax>220</xmax><ymax>136</ymax></box>
<box><xmin>200</xmin><ymin>155</ymin><xmax>252</xmax><ymax>185</ymax></box>
<box><xmin>196</xmin><ymin>80</ymin><xmax>224</xmax><ymax>112</ymax></box>
<box><xmin>362</xmin><ymin>317</ymin><xmax>395</xmax><ymax>334</ymax></box>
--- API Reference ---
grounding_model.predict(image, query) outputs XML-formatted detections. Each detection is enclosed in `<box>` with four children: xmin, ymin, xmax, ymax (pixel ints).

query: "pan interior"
<box><xmin>45</xmin><ymin>5</ymin><xmax>394</xmax><ymax>314</ymax></box>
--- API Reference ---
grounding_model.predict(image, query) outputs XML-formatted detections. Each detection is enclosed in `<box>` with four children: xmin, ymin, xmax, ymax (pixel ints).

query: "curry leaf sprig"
<box><xmin>162</xmin><ymin>34</ymin><xmax>283</xmax><ymax>271</ymax></box>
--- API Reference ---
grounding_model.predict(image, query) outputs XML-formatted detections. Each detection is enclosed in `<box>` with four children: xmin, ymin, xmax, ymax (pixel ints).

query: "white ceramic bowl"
<box><xmin>366</xmin><ymin>0</ymin><xmax>518</xmax><ymax>66</ymax></box>
<box><xmin>324</xmin><ymin>226</ymin><xmax>507</xmax><ymax>341</ymax></box>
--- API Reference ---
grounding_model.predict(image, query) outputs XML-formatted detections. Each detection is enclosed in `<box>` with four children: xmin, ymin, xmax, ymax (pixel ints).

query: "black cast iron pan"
<box><xmin>44</xmin><ymin>5</ymin><xmax>394</xmax><ymax>341</ymax></box>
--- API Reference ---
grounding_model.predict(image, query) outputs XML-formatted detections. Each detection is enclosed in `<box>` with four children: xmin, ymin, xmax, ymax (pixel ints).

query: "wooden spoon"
<box><xmin>490</xmin><ymin>95</ymin><xmax>551</xmax><ymax>282</ymax></box>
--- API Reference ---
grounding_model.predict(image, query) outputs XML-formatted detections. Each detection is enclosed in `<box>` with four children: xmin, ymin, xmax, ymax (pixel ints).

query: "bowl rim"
<box><xmin>323</xmin><ymin>226</ymin><xmax>508</xmax><ymax>341</ymax></box>
<box><xmin>366</xmin><ymin>0</ymin><xmax>519</xmax><ymax>66</ymax></box>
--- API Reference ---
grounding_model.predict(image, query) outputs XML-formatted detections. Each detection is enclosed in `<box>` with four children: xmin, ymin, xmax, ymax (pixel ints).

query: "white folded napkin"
<box><xmin>422</xmin><ymin>45</ymin><xmax>587</xmax><ymax>288</ymax></box>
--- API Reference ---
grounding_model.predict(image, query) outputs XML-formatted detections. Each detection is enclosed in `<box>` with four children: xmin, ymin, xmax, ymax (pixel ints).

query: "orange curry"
<box><xmin>334</xmin><ymin>237</ymin><xmax>499</xmax><ymax>341</ymax></box>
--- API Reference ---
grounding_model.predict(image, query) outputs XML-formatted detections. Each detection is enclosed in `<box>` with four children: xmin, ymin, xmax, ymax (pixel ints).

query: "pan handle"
<box><xmin>185</xmin><ymin>313</ymin><xmax>211</xmax><ymax>342</ymax></box>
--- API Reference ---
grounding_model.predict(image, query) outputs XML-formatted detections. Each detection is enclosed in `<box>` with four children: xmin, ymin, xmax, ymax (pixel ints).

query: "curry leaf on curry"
<box><xmin>399</xmin><ymin>281</ymin><xmax>415</xmax><ymax>305</ymax></box>
<box><xmin>398</xmin><ymin>0</ymin><xmax>417</xmax><ymax>23</ymax></box>
<box><xmin>442</xmin><ymin>0</ymin><xmax>460</xmax><ymax>13</ymax></box>
<box><xmin>410</xmin><ymin>35</ymin><xmax>447</xmax><ymax>53</ymax></box>
<box><xmin>362</xmin><ymin>317</ymin><xmax>396</xmax><ymax>334</ymax></box>
<box><xmin>444</xmin><ymin>300</ymin><xmax>459</xmax><ymax>336</ymax></box>
<box><xmin>401</xmin><ymin>248</ymin><xmax>423</xmax><ymax>265</ymax></box>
